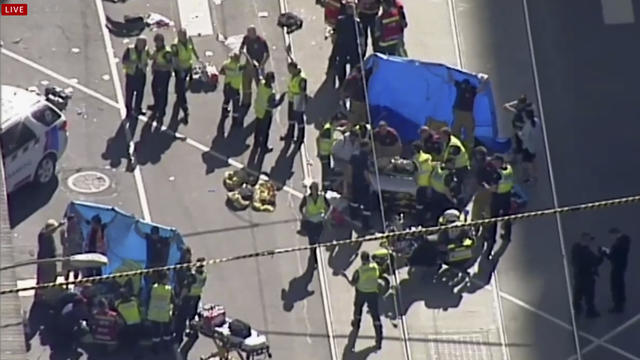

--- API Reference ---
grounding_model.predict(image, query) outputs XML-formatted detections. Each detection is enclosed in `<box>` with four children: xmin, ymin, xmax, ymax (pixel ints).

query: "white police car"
<box><xmin>1</xmin><ymin>85</ymin><xmax>70</xmax><ymax>192</ymax></box>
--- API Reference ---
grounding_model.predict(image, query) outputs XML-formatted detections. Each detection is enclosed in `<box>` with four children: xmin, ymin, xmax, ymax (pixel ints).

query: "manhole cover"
<box><xmin>67</xmin><ymin>171</ymin><xmax>111</xmax><ymax>194</ymax></box>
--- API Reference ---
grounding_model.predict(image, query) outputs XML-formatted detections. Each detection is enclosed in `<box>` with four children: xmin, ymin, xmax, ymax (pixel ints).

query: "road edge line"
<box><xmin>520</xmin><ymin>1</ymin><xmax>583</xmax><ymax>358</ymax></box>
<box><xmin>94</xmin><ymin>0</ymin><xmax>152</xmax><ymax>222</ymax></box>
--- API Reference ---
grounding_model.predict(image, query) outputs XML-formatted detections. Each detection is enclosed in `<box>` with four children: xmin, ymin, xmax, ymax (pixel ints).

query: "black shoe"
<box><xmin>280</xmin><ymin>135</ymin><xmax>292</xmax><ymax>141</ymax></box>
<box><xmin>263</xmin><ymin>146</ymin><xmax>274</xmax><ymax>153</ymax></box>
<box><xmin>350</xmin><ymin>319</ymin><xmax>360</xmax><ymax>328</ymax></box>
<box><xmin>375</xmin><ymin>340</ymin><xmax>382</xmax><ymax>350</ymax></box>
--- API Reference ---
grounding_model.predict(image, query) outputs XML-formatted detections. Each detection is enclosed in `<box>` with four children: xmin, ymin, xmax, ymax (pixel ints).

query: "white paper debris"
<box><xmin>224</xmin><ymin>35</ymin><xmax>244</xmax><ymax>52</ymax></box>
<box><xmin>71</xmin><ymin>48</ymin><xmax>80</xmax><ymax>54</ymax></box>
<box><xmin>69</xmin><ymin>78</ymin><xmax>79</xmax><ymax>84</ymax></box>
<box><xmin>101</xmin><ymin>74</ymin><xmax>111</xmax><ymax>81</ymax></box>
<box><xmin>217</xmin><ymin>33</ymin><xmax>226</xmax><ymax>42</ymax></box>
<box><xmin>258</xmin><ymin>11</ymin><xmax>269</xmax><ymax>18</ymax></box>
<box><xmin>40</xmin><ymin>80</ymin><xmax>50</xmax><ymax>86</ymax></box>
<box><xmin>204</xmin><ymin>50</ymin><xmax>214</xmax><ymax>57</ymax></box>
<box><xmin>146</xmin><ymin>12</ymin><xmax>174</xmax><ymax>28</ymax></box>
<box><xmin>64</xmin><ymin>87</ymin><xmax>74</xmax><ymax>95</ymax></box>
<box><xmin>12</xmin><ymin>38</ymin><xmax>22</xmax><ymax>44</ymax></box>
<box><xmin>213</xmin><ymin>0</ymin><xmax>222</xmax><ymax>5</ymax></box>
<box><xmin>122</xmin><ymin>39</ymin><xmax>130</xmax><ymax>44</ymax></box>
<box><xmin>169</xmin><ymin>176</ymin><xmax>175</xmax><ymax>181</ymax></box>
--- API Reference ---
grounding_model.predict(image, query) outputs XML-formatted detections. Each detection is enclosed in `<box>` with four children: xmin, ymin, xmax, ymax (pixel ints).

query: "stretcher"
<box><xmin>187</xmin><ymin>313</ymin><xmax>272</xmax><ymax>360</ymax></box>
<box><xmin>367</xmin><ymin>171</ymin><xmax>416</xmax><ymax>195</ymax></box>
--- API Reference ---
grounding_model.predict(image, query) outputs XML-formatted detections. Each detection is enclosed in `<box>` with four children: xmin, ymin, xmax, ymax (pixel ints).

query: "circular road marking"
<box><xmin>67</xmin><ymin>171</ymin><xmax>111</xmax><ymax>194</ymax></box>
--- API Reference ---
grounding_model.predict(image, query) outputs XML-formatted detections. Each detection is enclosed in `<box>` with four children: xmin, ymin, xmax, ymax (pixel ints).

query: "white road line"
<box><xmin>495</xmin><ymin>289</ymin><xmax>640</xmax><ymax>360</ymax></box>
<box><xmin>1</xmin><ymin>48</ymin><xmax>119</xmax><ymax>109</ymax></box>
<box><xmin>446</xmin><ymin>0</ymin><xmax>509</xmax><ymax>358</ymax></box>
<box><xmin>95</xmin><ymin>0</ymin><xmax>152</xmax><ymax>222</ymax></box>
<box><xmin>567</xmin><ymin>312</ymin><xmax>640</xmax><ymax>360</ymax></box>
<box><xmin>0</xmin><ymin>48</ymin><xmax>303</xmax><ymax>199</ymax></box>
<box><xmin>601</xmin><ymin>0</ymin><xmax>635</xmax><ymax>24</ymax></box>
<box><xmin>273</xmin><ymin>0</ymin><xmax>338</xmax><ymax>357</ymax></box>
<box><xmin>521</xmin><ymin>1</ymin><xmax>583</xmax><ymax>359</ymax></box>
<box><xmin>176</xmin><ymin>0</ymin><xmax>214</xmax><ymax>36</ymax></box>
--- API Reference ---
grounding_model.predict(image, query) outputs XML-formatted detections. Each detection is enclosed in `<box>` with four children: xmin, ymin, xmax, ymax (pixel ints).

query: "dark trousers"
<box><xmin>488</xmin><ymin>191</ymin><xmax>512</xmax><ymax>254</ymax></box>
<box><xmin>358</xmin><ymin>12</ymin><xmax>377</xmax><ymax>53</ymax></box>
<box><xmin>150</xmin><ymin>320</ymin><xmax>173</xmax><ymax>346</ymax></box>
<box><xmin>302</xmin><ymin>220</ymin><xmax>324</xmax><ymax>245</ymax></box>
<box><xmin>222</xmin><ymin>84</ymin><xmax>241</xmax><ymax>124</ymax></box>
<box><xmin>336</xmin><ymin>52</ymin><xmax>359</xmax><ymax>86</ymax></box>
<box><xmin>151</xmin><ymin>70</ymin><xmax>171</xmax><ymax>120</ymax></box>
<box><xmin>174</xmin><ymin>295</ymin><xmax>200</xmax><ymax>344</ymax></box>
<box><xmin>573</xmin><ymin>276</ymin><xmax>597</xmax><ymax>315</ymax></box>
<box><xmin>415</xmin><ymin>186</ymin><xmax>430</xmax><ymax>226</ymax></box>
<box><xmin>174</xmin><ymin>69</ymin><xmax>191</xmax><ymax>114</ymax></box>
<box><xmin>352</xmin><ymin>290</ymin><xmax>382</xmax><ymax>343</ymax></box>
<box><xmin>611</xmin><ymin>268</ymin><xmax>626</xmax><ymax>310</ymax></box>
<box><xmin>120</xmin><ymin>324</ymin><xmax>141</xmax><ymax>351</ymax></box>
<box><xmin>254</xmin><ymin>113</ymin><xmax>273</xmax><ymax>149</ymax></box>
<box><xmin>125</xmin><ymin>73</ymin><xmax>146</xmax><ymax>117</ymax></box>
<box><xmin>319</xmin><ymin>155</ymin><xmax>332</xmax><ymax>189</ymax></box>
<box><xmin>429</xmin><ymin>191</ymin><xmax>454</xmax><ymax>225</ymax></box>
<box><xmin>284</xmin><ymin>102</ymin><xmax>305</xmax><ymax>142</ymax></box>
<box><xmin>350</xmin><ymin>179</ymin><xmax>371</xmax><ymax>229</ymax></box>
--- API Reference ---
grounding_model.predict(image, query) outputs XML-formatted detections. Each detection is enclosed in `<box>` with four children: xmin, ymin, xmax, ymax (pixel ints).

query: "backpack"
<box><xmin>229</xmin><ymin>319</ymin><xmax>251</xmax><ymax>339</ymax></box>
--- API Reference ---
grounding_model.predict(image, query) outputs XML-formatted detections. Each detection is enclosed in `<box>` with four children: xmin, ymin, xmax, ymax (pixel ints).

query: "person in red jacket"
<box><xmin>90</xmin><ymin>298</ymin><xmax>122</xmax><ymax>352</ymax></box>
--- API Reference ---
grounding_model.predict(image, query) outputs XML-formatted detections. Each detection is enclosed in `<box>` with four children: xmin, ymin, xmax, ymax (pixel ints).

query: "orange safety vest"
<box><xmin>357</xmin><ymin>0</ymin><xmax>380</xmax><ymax>14</ymax></box>
<box><xmin>379</xmin><ymin>8</ymin><xmax>403</xmax><ymax>47</ymax></box>
<box><xmin>325</xmin><ymin>0</ymin><xmax>342</xmax><ymax>27</ymax></box>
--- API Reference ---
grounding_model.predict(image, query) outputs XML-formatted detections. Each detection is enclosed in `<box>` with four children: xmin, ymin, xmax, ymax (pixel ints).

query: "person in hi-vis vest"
<box><xmin>349</xmin><ymin>251</ymin><xmax>383</xmax><ymax>350</ymax></box>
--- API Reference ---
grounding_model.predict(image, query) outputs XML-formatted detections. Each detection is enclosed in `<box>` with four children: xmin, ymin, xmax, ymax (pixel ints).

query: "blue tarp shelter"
<box><xmin>63</xmin><ymin>201</ymin><xmax>185</xmax><ymax>278</ymax></box>
<box><xmin>365</xmin><ymin>54</ymin><xmax>510</xmax><ymax>153</ymax></box>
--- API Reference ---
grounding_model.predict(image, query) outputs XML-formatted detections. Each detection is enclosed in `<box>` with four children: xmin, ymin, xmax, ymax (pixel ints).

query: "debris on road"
<box><xmin>277</xmin><ymin>12</ymin><xmax>304</xmax><ymax>34</ymax></box>
<box><xmin>258</xmin><ymin>11</ymin><xmax>269</xmax><ymax>18</ymax></box>
<box><xmin>204</xmin><ymin>50</ymin><xmax>214</xmax><ymax>57</ymax></box>
<box><xmin>71</xmin><ymin>48</ymin><xmax>81</xmax><ymax>54</ymax></box>
<box><xmin>101</xmin><ymin>74</ymin><xmax>111</xmax><ymax>81</ymax></box>
<box><xmin>69</xmin><ymin>78</ymin><xmax>79</xmax><ymax>84</ymax></box>
<box><xmin>122</xmin><ymin>38</ymin><xmax>130</xmax><ymax>44</ymax></box>
<box><xmin>169</xmin><ymin>176</ymin><xmax>176</xmax><ymax>182</ymax></box>
<box><xmin>12</xmin><ymin>38</ymin><xmax>22</xmax><ymax>44</ymax></box>
<box><xmin>40</xmin><ymin>80</ymin><xmax>50</xmax><ymax>86</ymax></box>
<box><xmin>146</xmin><ymin>12</ymin><xmax>174</xmax><ymax>29</ymax></box>
<box><xmin>224</xmin><ymin>35</ymin><xmax>244</xmax><ymax>53</ymax></box>
<box><xmin>212</xmin><ymin>0</ymin><xmax>222</xmax><ymax>4</ymax></box>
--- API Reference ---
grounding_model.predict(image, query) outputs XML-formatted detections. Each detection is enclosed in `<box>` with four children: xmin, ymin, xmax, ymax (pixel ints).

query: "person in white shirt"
<box><xmin>515</xmin><ymin>109</ymin><xmax>538</xmax><ymax>183</ymax></box>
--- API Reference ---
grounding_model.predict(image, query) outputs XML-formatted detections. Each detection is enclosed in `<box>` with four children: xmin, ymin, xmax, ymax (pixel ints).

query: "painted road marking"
<box><xmin>176</xmin><ymin>0</ymin><xmax>214</xmax><ymax>36</ymax></box>
<box><xmin>601</xmin><ymin>0</ymin><xmax>635</xmax><ymax>24</ymax></box>
<box><xmin>567</xmin><ymin>312</ymin><xmax>640</xmax><ymax>360</ymax></box>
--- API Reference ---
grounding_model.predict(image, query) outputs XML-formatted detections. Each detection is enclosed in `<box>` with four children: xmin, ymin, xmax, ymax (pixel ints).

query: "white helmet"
<box><xmin>440</xmin><ymin>209</ymin><xmax>461</xmax><ymax>225</ymax></box>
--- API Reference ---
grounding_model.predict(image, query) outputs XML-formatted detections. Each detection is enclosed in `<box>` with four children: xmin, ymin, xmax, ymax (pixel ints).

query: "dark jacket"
<box><xmin>606</xmin><ymin>235</ymin><xmax>630</xmax><ymax>272</ymax></box>
<box><xmin>571</xmin><ymin>243</ymin><xmax>603</xmax><ymax>278</ymax></box>
<box><xmin>334</xmin><ymin>14</ymin><xmax>364</xmax><ymax>53</ymax></box>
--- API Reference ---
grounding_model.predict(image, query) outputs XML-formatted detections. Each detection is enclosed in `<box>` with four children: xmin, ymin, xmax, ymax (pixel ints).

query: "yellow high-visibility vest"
<box><xmin>288</xmin><ymin>72</ymin><xmax>306</xmax><ymax>99</ymax></box>
<box><xmin>188</xmin><ymin>272</ymin><xmax>207</xmax><ymax>296</ymax></box>
<box><xmin>356</xmin><ymin>263</ymin><xmax>380</xmax><ymax>293</ymax></box>
<box><xmin>413</xmin><ymin>151</ymin><xmax>433</xmax><ymax>187</ymax></box>
<box><xmin>116</xmin><ymin>298</ymin><xmax>141</xmax><ymax>325</ymax></box>
<box><xmin>497</xmin><ymin>164</ymin><xmax>514</xmax><ymax>194</ymax></box>
<box><xmin>254</xmin><ymin>81</ymin><xmax>274</xmax><ymax>119</ymax></box>
<box><xmin>151</xmin><ymin>47</ymin><xmax>172</xmax><ymax>72</ymax></box>
<box><xmin>123</xmin><ymin>46</ymin><xmax>149</xmax><ymax>76</ymax></box>
<box><xmin>305</xmin><ymin>194</ymin><xmax>328</xmax><ymax>222</ymax></box>
<box><xmin>147</xmin><ymin>284</ymin><xmax>172</xmax><ymax>323</ymax></box>
<box><xmin>443</xmin><ymin>135</ymin><xmax>469</xmax><ymax>168</ymax></box>
<box><xmin>317</xmin><ymin>122</ymin><xmax>335</xmax><ymax>156</ymax></box>
<box><xmin>223</xmin><ymin>59</ymin><xmax>243</xmax><ymax>90</ymax></box>
<box><xmin>430</xmin><ymin>165</ymin><xmax>449</xmax><ymax>194</ymax></box>
<box><xmin>174</xmin><ymin>39</ymin><xmax>196</xmax><ymax>70</ymax></box>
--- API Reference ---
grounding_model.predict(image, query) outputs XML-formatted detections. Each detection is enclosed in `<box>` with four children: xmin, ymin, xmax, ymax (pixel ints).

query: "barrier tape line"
<box><xmin>3</xmin><ymin>194</ymin><xmax>639</xmax><ymax>296</ymax></box>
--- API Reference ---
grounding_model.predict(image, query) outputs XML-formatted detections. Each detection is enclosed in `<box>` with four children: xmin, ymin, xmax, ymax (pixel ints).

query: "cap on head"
<box><xmin>151</xmin><ymin>226</ymin><xmax>160</xmax><ymax>235</ymax></box>
<box><xmin>265</xmin><ymin>71</ymin><xmax>275</xmax><ymax>83</ymax></box>
<box><xmin>439</xmin><ymin>127</ymin><xmax>451</xmax><ymax>137</ymax></box>
<box><xmin>310</xmin><ymin>182</ymin><xmax>319</xmax><ymax>192</ymax></box>
<box><xmin>247</xmin><ymin>25</ymin><xmax>257</xmax><ymax>36</ymax></box>
<box><xmin>153</xmin><ymin>33</ymin><xmax>165</xmax><ymax>43</ymax></box>
<box><xmin>378</xmin><ymin>121</ymin><xmax>388</xmax><ymax>128</ymax></box>
<box><xmin>91</xmin><ymin>215</ymin><xmax>102</xmax><ymax>225</ymax></box>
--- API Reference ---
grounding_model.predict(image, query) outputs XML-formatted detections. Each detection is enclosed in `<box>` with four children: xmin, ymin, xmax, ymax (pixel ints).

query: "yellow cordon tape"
<box><xmin>2</xmin><ymin>194</ymin><xmax>639</xmax><ymax>296</ymax></box>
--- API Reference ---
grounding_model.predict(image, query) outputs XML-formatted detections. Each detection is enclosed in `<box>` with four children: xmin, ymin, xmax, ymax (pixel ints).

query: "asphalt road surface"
<box><xmin>2</xmin><ymin>0</ymin><xmax>639</xmax><ymax>359</ymax></box>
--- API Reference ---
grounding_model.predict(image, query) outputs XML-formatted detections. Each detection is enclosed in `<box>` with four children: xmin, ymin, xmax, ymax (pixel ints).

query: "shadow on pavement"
<box><xmin>135</xmin><ymin>116</ymin><xmax>183</xmax><ymax>166</ymax></box>
<box><xmin>201</xmin><ymin>121</ymin><xmax>253</xmax><ymax>175</ymax></box>
<box><xmin>246</xmin><ymin>145</ymin><xmax>268</xmax><ymax>175</ymax></box>
<box><xmin>461</xmin><ymin>238</ymin><xmax>511</xmax><ymax>294</ymax></box>
<box><xmin>8</xmin><ymin>177</ymin><xmax>59</xmax><ymax>228</ymax></box>
<box><xmin>281</xmin><ymin>253</ymin><xmax>317</xmax><ymax>312</ymax></box>
<box><xmin>307</xmin><ymin>75</ymin><xmax>340</xmax><ymax>130</ymax></box>
<box><xmin>325</xmin><ymin>226</ymin><xmax>361</xmax><ymax>276</ymax></box>
<box><xmin>268</xmin><ymin>141</ymin><xmax>299</xmax><ymax>189</ymax></box>
<box><xmin>341</xmin><ymin>328</ymin><xmax>378</xmax><ymax>360</ymax></box>
<box><xmin>102</xmin><ymin>118</ymin><xmax>138</xmax><ymax>169</ymax></box>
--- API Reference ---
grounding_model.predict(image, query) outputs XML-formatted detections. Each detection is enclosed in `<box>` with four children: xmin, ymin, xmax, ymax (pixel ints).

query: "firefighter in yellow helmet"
<box><xmin>349</xmin><ymin>251</ymin><xmax>383</xmax><ymax>350</ymax></box>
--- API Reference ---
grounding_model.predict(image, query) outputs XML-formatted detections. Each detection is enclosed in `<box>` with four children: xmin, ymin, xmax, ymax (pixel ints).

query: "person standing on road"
<box><xmin>329</xmin><ymin>2</ymin><xmax>364</xmax><ymax>87</ymax></box>
<box><xmin>254</xmin><ymin>71</ymin><xmax>286</xmax><ymax>153</ymax></box>
<box><xmin>85</xmin><ymin>215</ymin><xmax>107</xmax><ymax>278</ymax></box>
<box><xmin>175</xmin><ymin>259</ymin><xmax>207</xmax><ymax>344</ymax></box>
<box><xmin>122</xmin><ymin>36</ymin><xmax>150</xmax><ymax>119</ymax></box>
<box><xmin>412</xmin><ymin>142</ymin><xmax>434</xmax><ymax>226</ymax></box>
<box><xmin>240</xmin><ymin>26</ymin><xmax>270</xmax><ymax>111</ymax></box>
<box><xmin>150</xmin><ymin>33</ymin><xmax>173</xmax><ymax>124</ymax></box>
<box><xmin>172</xmin><ymin>28</ymin><xmax>199</xmax><ymax>124</ymax></box>
<box><xmin>281</xmin><ymin>61</ymin><xmax>308</xmax><ymax>144</ymax></box>
<box><xmin>447</xmin><ymin>72</ymin><xmax>488</xmax><ymax>151</ymax></box>
<box><xmin>486</xmin><ymin>154</ymin><xmax>513</xmax><ymax>254</ymax></box>
<box><xmin>571</xmin><ymin>233</ymin><xmax>604</xmax><ymax>318</ymax></box>
<box><xmin>317</xmin><ymin>122</ymin><xmax>336</xmax><ymax>189</ymax></box>
<box><xmin>60</xmin><ymin>214</ymin><xmax>83</xmax><ymax>284</ymax></box>
<box><xmin>356</xmin><ymin>0</ymin><xmax>381</xmax><ymax>53</ymax></box>
<box><xmin>374</xmin><ymin>0</ymin><xmax>407</xmax><ymax>56</ymax></box>
<box><xmin>220</xmin><ymin>52</ymin><xmax>245</xmax><ymax>128</ymax></box>
<box><xmin>147</xmin><ymin>270</ymin><xmax>174</xmax><ymax>353</ymax></box>
<box><xmin>349</xmin><ymin>140</ymin><xmax>373</xmax><ymax>232</ymax></box>
<box><xmin>115</xmin><ymin>288</ymin><xmax>142</xmax><ymax>355</ymax></box>
<box><xmin>37</xmin><ymin>220</ymin><xmax>62</xmax><ymax>286</ymax></box>
<box><xmin>299</xmin><ymin>182</ymin><xmax>329</xmax><ymax>248</ymax></box>
<box><xmin>601</xmin><ymin>227</ymin><xmax>631</xmax><ymax>313</ymax></box>
<box><xmin>349</xmin><ymin>251</ymin><xmax>383</xmax><ymax>350</ymax></box>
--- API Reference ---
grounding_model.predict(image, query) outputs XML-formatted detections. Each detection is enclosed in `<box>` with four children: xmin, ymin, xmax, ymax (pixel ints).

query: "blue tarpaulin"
<box><xmin>365</xmin><ymin>54</ymin><xmax>510</xmax><ymax>152</ymax></box>
<box><xmin>63</xmin><ymin>201</ymin><xmax>185</xmax><ymax>276</ymax></box>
